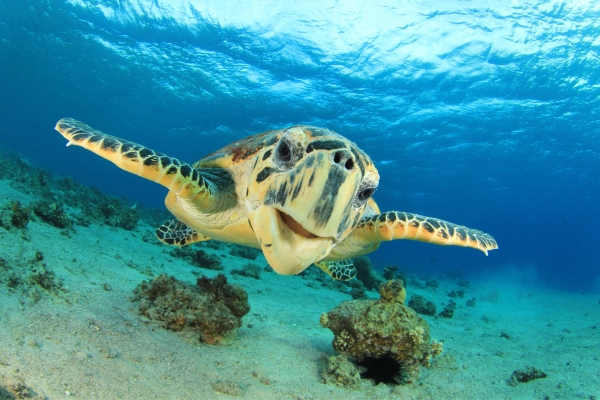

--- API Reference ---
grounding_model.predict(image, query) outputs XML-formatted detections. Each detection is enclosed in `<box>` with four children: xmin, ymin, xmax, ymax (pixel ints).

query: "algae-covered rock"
<box><xmin>321</xmin><ymin>355</ymin><xmax>363</xmax><ymax>388</ymax></box>
<box><xmin>231</xmin><ymin>263</ymin><xmax>261</xmax><ymax>280</ymax></box>
<box><xmin>228</xmin><ymin>244</ymin><xmax>260</xmax><ymax>260</ymax></box>
<box><xmin>194</xmin><ymin>249</ymin><xmax>224</xmax><ymax>270</ymax></box>
<box><xmin>438</xmin><ymin>299</ymin><xmax>456</xmax><ymax>318</ymax></box>
<box><xmin>320</xmin><ymin>279</ymin><xmax>443</xmax><ymax>382</ymax></box>
<box><xmin>133</xmin><ymin>273</ymin><xmax>250</xmax><ymax>344</ymax></box>
<box><xmin>10</xmin><ymin>201</ymin><xmax>31</xmax><ymax>229</ymax></box>
<box><xmin>408</xmin><ymin>294</ymin><xmax>436</xmax><ymax>316</ymax></box>
<box><xmin>353</xmin><ymin>256</ymin><xmax>385</xmax><ymax>290</ymax></box>
<box><xmin>506</xmin><ymin>366</ymin><xmax>547</xmax><ymax>386</ymax></box>
<box><xmin>379</xmin><ymin>280</ymin><xmax>406</xmax><ymax>303</ymax></box>
<box><xmin>32</xmin><ymin>200</ymin><xmax>73</xmax><ymax>228</ymax></box>
<box><xmin>99</xmin><ymin>199</ymin><xmax>139</xmax><ymax>230</ymax></box>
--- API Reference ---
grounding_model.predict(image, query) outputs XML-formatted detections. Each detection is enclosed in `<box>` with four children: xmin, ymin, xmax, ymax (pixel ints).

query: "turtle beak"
<box><xmin>248</xmin><ymin>205</ymin><xmax>333</xmax><ymax>275</ymax></box>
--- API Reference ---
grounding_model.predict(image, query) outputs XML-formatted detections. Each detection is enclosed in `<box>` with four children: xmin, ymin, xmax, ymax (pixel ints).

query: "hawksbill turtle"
<box><xmin>55</xmin><ymin>119</ymin><xmax>497</xmax><ymax>280</ymax></box>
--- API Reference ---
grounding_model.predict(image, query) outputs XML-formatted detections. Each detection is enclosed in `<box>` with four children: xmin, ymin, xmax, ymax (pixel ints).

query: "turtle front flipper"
<box><xmin>55</xmin><ymin>118</ymin><xmax>234</xmax><ymax>212</ymax></box>
<box><xmin>156</xmin><ymin>220</ymin><xmax>210</xmax><ymax>247</ymax></box>
<box><xmin>332</xmin><ymin>211</ymin><xmax>498</xmax><ymax>257</ymax></box>
<box><xmin>315</xmin><ymin>260</ymin><xmax>357</xmax><ymax>281</ymax></box>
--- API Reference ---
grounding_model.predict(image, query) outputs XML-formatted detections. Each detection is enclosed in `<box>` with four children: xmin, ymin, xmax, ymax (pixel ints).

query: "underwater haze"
<box><xmin>1</xmin><ymin>0</ymin><xmax>599</xmax><ymax>292</ymax></box>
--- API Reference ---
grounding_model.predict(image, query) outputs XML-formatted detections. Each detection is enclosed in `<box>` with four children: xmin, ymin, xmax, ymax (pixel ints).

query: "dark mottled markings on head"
<box><xmin>262</xmin><ymin>149</ymin><xmax>272</xmax><ymax>160</ymax></box>
<box><xmin>307</xmin><ymin>128</ymin><xmax>330</xmax><ymax>137</ymax></box>
<box><xmin>144</xmin><ymin>156</ymin><xmax>158</xmax><ymax>167</ymax></box>
<box><xmin>349</xmin><ymin>146</ymin><xmax>365</xmax><ymax>177</ymax></box>
<box><xmin>305</xmin><ymin>155</ymin><xmax>315</xmax><ymax>168</ymax></box>
<box><xmin>307</xmin><ymin>169</ymin><xmax>315</xmax><ymax>187</ymax></box>
<box><xmin>265</xmin><ymin>136</ymin><xmax>278</xmax><ymax>147</ymax></box>
<box><xmin>306</xmin><ymin>140</ymin><xmax>347</xmax><ymax>153</ymax></box>
<box><xmin>312</xmin><ymin>167</ymin><xmax>346</xmax><ymax>227</ymax></box>
<box><xmin>274</xmin><ymin>181</ymin><xmax>289</xmax><ymax>205</ymax></box>
<box><xmin>351</xmin><ymin>213</ymin><xmax>361</xmax><ymax>229</ymax></box>
<box><xmin>160</xmin><ymin>157</ymin><xmax>172</xmax><ymax>168</ymax></box>
<box><xmin>290</xmin><ymin>177</ymin><xmax>303</xmax><ymax>201</ymax></box>
<box><xmin>256</xmin><ymin>167</ymin><xmax>275</xmax><ymax>183</ymax></box>
<box><xmin>336</xmin><ymin>199</ymin><xmax>354</xmax><ymax>236</ymax></box>
<box><xmin>180</xmin><ymin>165</ymin><xmax>192</xmax><ymax>179</ymax></box>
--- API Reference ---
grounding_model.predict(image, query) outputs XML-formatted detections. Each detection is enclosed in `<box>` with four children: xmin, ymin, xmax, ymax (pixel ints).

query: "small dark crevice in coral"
<box><xmin>355</xmin><ymin>354</ymin><xmax>409</xmax><ymax>386</ymax></box>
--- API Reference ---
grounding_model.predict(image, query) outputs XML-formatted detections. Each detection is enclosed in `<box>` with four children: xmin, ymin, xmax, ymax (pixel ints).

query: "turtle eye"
<box><xmin>277</xmin><ymin>140</ymin><xmax>292</xmax><ymax>162</ymax></box>
<box><xmin>357</xmin><ymin>188</ymin><xmax>375</xmax><ymax>202</ymax></box>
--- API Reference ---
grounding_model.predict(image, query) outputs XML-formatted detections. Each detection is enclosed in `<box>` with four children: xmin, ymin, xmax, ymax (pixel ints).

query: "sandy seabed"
<box><xmin>0</xmin><ymin>180</ymin><xmax>599</xmax><ymax>400</ymax></box>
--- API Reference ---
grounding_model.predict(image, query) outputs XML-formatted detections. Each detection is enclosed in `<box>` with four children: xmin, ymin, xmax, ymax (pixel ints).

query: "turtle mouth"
<box><xmin>278</xmin><ymin>210</ymin><xmax>318</xmax><ymax>239</ymax></box>
<box><xmin>247</xmin><ymin>205</ymin><xmax>333</xmax><ymax>275</ymax></box>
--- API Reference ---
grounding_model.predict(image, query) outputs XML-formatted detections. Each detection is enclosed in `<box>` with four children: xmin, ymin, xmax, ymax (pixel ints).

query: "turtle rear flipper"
<box><xmin>55</xmin><ymin>118</ymin><xmax>235</xmax><ymax>212</ymax></box>
<box><xmin>156</xmin><ymin>220</ymin><xmax>210</xmax><ymax>247</ymax></box>
<box><xmin>334</xmin><ymin>211</ymin><xmax>498</xmax><ymax>257</ymax></box>
<box><xmin>315</xmin><ymin>259</ymin><xmax>357</xmax><ymax>281</ymax></box>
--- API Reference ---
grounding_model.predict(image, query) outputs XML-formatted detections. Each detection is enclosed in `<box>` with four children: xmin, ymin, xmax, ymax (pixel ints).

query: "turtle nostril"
<box><xmin>345</xmin><ymin>159</ymin><xmax>354</xmax><ymax>170</ymax></box>
<box><xmin>333</xmin><ymin>151</ymin><xmax>342</xmax><ymax>164</ymax></box>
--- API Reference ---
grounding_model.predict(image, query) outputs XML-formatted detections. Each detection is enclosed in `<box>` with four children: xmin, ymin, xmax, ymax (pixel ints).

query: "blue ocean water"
<box><xmin>1</xmin><ymin>0</ymin><xmax>598</xmax><ymax>292</ymax></box>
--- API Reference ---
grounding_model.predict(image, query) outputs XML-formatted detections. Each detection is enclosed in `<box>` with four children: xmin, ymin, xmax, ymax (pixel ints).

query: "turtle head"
<box><xmin>247</xmin><ymin>126</ymin><xmax>379</xmax><ymax>276</ymax></box>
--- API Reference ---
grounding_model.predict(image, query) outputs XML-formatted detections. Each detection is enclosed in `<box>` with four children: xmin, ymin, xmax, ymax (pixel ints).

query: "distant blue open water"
<box><xmin>1</xmin><ymin>0</ymin><xmax>598</xmax><ymax>291</ymax></box>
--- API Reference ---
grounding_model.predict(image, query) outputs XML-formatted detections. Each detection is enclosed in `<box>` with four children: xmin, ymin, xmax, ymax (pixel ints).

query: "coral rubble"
<box><xmin>320</xmin><ymin>279</ymin><xmax>442</xmax><ymax>384</ymax></box>
<box><xmin>506</xmin><ymin>366</ymin><xmax>547</xmax><ymax>386</ymax></box>
<box><xmin>438</xmin><ymin>300</ymin><xmax>456</xmax><ymax>318</ymax></box>
<box><xmin>10</xmin><ymin>201</ymin><xmax>31</xmax><ymax>229</ymax></box>
<box><xmin>321</xmin><ymin>354</ymin><xmax>363</xmax><ymax>388</ymax></box>
<box><xmin>133</xmin><ymin>274</ymin><xmax>250</xmax><ymax>344</ymax></box>
<box><xmin>466</xmin><ymin>297</ymin><xmax>477</xmax><ymax>307</ymax></box>
<box><xmin>193</xmin><ymin>249</ymin><xmax>224</xmax><ymax>270</ymax></box>
<box><xmin>353</xmin><ymin>256</ymin><xmax>384</xmax><ymax>290</ymax></box>
<box><xmin>228</xmin><ymin>244</ymin><xmax>260</xmax><ymax>260</ymax></box>
<box><xmin>0</xmin><ymin>252</ymin><xmax>66</xmax><ymax>304</ymax></box>
<box><xmin>32</xmin><ymin>200</ymin><xmax>73</xmax><ymax>229</ymax></box>
<box><xmin>408</xmin><ymin>294</ymin><xmax>436</xmax><ymax>316</ymax></box>
<box><xmin>383</xmin><ymin>265</ymin><xmax>399</xmax><ymax>280</ymax></box>
<box><xmin>231</xmin><ymin>263</ymin><xmax>261</xmax><ymax>279</ymax></box>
